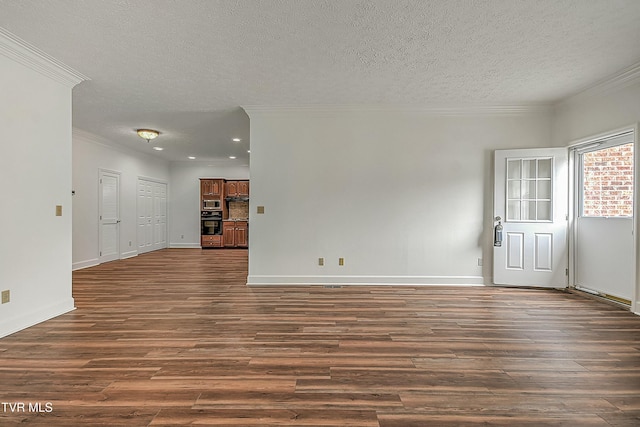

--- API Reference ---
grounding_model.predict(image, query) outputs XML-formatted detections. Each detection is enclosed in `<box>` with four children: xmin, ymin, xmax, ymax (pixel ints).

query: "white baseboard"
<box><xmin>72</xmin><ymin>258</ymin><xmax>99</xmax><ymax>271</ymax></box>
<box><xmin>169</xmin><ymin>243</ymin><xmax>202</xmax><ymax>249</ymax></box>
<box><xmin>246</xmin><ymin>275</ymin><xmax>485</xmax><ymax>286</ymax></box>
<box><xmin>121</xmin><ymin>250</ymin><xmax>138</xmax><ymax>259</ymax></box>
<box><xmin>0</xmin><ymin>298</ymin><xmax>75</xmax><ymax>339</ymax></box>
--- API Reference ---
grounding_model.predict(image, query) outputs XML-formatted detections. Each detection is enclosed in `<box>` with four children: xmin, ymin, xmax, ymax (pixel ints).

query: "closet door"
<box><xmin>137</xmin><ymin>179</ymin><xmax>154</xmax><ymax>254</ymax></box>
<box><xmin>153</xmin><ymin>182</ymin><xmax>167</xmax><ymax>251</ymax></box>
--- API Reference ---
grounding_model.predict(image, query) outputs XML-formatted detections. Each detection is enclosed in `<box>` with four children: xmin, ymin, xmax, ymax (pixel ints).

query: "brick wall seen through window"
<box><xmin>582</xmin><ymin>143</ymin><xmax>634</xmax><ymax>217</ymax></box>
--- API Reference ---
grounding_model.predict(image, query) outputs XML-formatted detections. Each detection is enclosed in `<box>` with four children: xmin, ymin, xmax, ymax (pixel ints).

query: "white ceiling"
<box><xmin>1</xmin><ymin>0</ymin><xmax>640</xmax><ymax>162</ymax></box>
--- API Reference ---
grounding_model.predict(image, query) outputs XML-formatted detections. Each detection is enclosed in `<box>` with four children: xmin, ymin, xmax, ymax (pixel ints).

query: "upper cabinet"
<box><xmin>238</xmin><ymin>181</ymin><xmax>250</xmax><ymax>197</ymax></box>
<box><xmin>226</xmin><ymin>180</ymin><xmax>249</xmax><ymax>198</ymax></box>
<box><xmin>201</xmin><ymin>179</ymin><xmax>224</xmax><ymax>198</ymax></box>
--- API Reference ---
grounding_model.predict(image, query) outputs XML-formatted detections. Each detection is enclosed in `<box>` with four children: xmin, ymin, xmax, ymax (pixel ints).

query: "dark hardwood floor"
<box><xmin>1</xmin><ymin>248</ymin><xmax>639</xmax><ymax>426</ymax></box>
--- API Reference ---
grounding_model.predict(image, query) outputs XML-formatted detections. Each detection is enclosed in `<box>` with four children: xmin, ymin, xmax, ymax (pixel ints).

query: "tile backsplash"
<box><xmin>229</xmin><ymin>201</ymin><xmax>249</xmax><ymax>220</ymax></box>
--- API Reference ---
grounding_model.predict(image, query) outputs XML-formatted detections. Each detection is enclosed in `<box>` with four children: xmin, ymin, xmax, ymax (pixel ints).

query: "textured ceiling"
<box><xmin>1</xmin><ymin>0</ymin><xmax>640</xmax><ymax>161</ymax></box>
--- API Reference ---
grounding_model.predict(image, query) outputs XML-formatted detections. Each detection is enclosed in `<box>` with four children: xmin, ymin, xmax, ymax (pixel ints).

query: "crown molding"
<box><xmin>72</xmin><ymin>128</ymin><xmax>113</xmax><ymax>147</ymax></box>
<box><xmin>558</xmin><ymin>60</ymin><xmax>640</xmax><ymax>106</ymax></box>
<box><xmin>243</xmin><ymin>104</ymin><xmax>552</xmax><ymax>118</ymax></box>
<box><xmin>0</xmin><ymin>26</ymin><xmax>89</xmax><ymax>88</ymax></box>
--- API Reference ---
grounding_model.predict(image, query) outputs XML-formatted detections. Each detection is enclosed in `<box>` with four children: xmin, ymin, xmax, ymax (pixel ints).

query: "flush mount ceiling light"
<box><xmin>137</xmin><ymin>129</ymin><xmax>159</xmax><ymax>143</ymax></box>
<box><xmin>232</xmin><ymin>138</ymin><xmax>241</xmax><ymax>142</ymax></box>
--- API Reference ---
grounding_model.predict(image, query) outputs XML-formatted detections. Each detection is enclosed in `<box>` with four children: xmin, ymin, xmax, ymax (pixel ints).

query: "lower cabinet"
<box><xmin>201</xmin><ymin>234</ymin><xmax>223</xmax><ymax>248</ymax></box>
<box><xmin>223</xmin><ymin>221</ymin><xmax>248</xmax><ymax>248</ymax></box>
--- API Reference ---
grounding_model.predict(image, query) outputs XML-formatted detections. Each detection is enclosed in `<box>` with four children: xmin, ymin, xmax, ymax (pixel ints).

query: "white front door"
<box><xmin>493</xmin><ymin>148</ymin><xmax>568</xmax><ymax>287</ymax></box>
<box><xmin>99</xmin><ymin>170</ymin><xmax>120</xmax><ymax>263</ymax></box>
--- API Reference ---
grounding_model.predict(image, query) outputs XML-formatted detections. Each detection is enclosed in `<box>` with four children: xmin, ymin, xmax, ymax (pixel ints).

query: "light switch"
<box><xmin>55</xmin><ymin>205</ymin><xmax>62</xmax><ymax>216</ymax></box>
<box><xmin>257</xmin><ymin>206</ymin><xmax>265</xmax><ymax>214</ymax></box>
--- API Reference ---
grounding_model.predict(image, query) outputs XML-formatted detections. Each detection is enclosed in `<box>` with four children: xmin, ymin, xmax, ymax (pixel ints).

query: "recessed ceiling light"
<box><xmin>229</xmin><ymin>156</ymin><xmax>236</xmax><ymax>159</ymax></box>
<box><xmin>153</xmin><ymin>147</ymin><xmax>163</xmax><ymax>151</ymax></box>
<box><xmin>232</xmin><ymin>138</ymin><xmax>241</xmax><ymax>142</ymax></box>
<box><xmin>188</xmin><ymin>156</ymin><xmax>196</xmax><ymax>160</ymax></box>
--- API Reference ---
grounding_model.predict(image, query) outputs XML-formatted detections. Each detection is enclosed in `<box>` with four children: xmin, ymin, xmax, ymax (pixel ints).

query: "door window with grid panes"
<box><xmin>506</xmin><ymin>158</ymin><xmax>552</xmax><ymax>222</ymax></box>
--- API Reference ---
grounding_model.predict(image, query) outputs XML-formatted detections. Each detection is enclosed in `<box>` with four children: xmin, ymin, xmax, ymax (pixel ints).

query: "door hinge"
<box><xmin>566</xmin><ymin>214</ymin><xmax>569</xmax><ymax>220</ymax></box>
<box><xmin>100</xmin><ymin>179</ymin><xmax>102</xmax><ymax>184</ymax></box>
<box><xmin>565</xmin><ymin>268</ymin><xmax>569</xmax><ymax>276</ymax></box>
<box><xmin>100</xmin><ymin>215</ymin><xmax>102</xmax><ymax>220</ymax></box>
<box><xmin>99</xmin><ymin>251</ymin><xmax>102</xmax><ymax>256</ymax></box>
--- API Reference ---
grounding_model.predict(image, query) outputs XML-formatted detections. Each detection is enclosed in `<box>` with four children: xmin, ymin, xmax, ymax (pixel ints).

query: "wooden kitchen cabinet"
<box><xmin>223</xmin><ymin>221</ymin><xmax>235</xmax><ymax>247</ymax></box>
<box><xmin>201</xmin><ymin>179</ymin><xmax>223</xmax><ymax>197</ymax></box>
<box><xmin>225</xmin><ymin>181</ymin><xmax>238</xmax><ymax>197</ymax></box>
<box><xmin>223</xmin><ymin>220</ymin><xmax>248</xmax><ymax>248</ymax></box>
<box><xmin>237</xmin><ymin>181</ymin><xmax>249</xmax><ymax>197</ymax></box>
<box><xmin>235</xmin><ymin>221</ymin><xmax>248</xmax><ymax>247</ymax></box>
<box><xmin>201</xmin><ymin>234</ymin><xmax>223</xmax><ymax>248</ymax></box>
<box><xmin>225</xmin><ymin>180</ymin><xmax>249</xmax><ymax>197</ymax></box>
<box><xmin>202</xmin><ymin>178</ymin><xmax>249</xmax><ymax>250</ymax></box>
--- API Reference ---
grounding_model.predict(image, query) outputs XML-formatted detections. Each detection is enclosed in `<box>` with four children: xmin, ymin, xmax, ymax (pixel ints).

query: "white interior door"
<box><xmin>138</xmin><ymin>178</ymin><xmax>167</xmax><ymax>254</ymax></box>
<box><xmin>152</xmin><ymin>182</ymin><xmax>167</xmax><ymax>250</ymax></box>
<box><xmin>137</xmin><ymin>179</ymin><xmax>153</xmax><ymax>254</ymax></box>
<box><xmin>99</xmin><ymin>170</ymin><xmax>120</xmax><ymax>263</ymax></box>
<box><xmin>493</xmin><ymin>148</ymin><xmax>568</xmax><ymax>287</ymax></box>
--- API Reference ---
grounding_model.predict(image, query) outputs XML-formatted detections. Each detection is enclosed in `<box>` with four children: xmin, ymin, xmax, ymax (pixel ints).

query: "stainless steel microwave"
<box><xmin>203</xmin><ymin>199</ymin><xmax>222</xmax><ymax>210</ymax></box>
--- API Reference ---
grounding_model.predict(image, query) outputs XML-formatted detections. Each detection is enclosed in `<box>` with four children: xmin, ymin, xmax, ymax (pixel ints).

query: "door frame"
<box><xmin>98</xmin><ymin>168</ymin><xmax>121</xmax><ymax>263</ymax></box>
<box><xmin>567</xmin><ymin>123</ymin><xmax>639</xmax><ymax>314</ymax></box>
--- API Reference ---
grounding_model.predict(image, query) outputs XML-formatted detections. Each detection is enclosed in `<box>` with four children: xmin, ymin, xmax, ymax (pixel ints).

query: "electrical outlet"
<box><xmin>257</xmin><ymin>206</ymin><xmax>265</xmax><ymax>214</ymax></box>
<box><xmin>129</xmin><ymin>241</ymin><xmax>132</xmax><ymax>247</ymax></box>
<box><xmin>318</xmin><ymin>257</ymin><xmax>324</xmax><ymax>266</ymax></box>
<box><xmin>181</xmin><ymin>235</ymin><xmax>184</xmax><ymax>239</ymax></box>
<box><xmin>1</xmin><ymin>290</ymin><xmax>9</xmax><ymax>304</ymax></box>
<box><xmin>338</xmin><ymin>258</ymin><xmax>344</xmax><ymax>266</ymax></box>
<box><xmin>477</xmin><ymin>258</ymin><xmax>483</xmax><ymax>266</ymax></box>
<box><xmin>55</xmin><ymin>205</ymin><xmax>62</xmax><ymax>216</ymax></box>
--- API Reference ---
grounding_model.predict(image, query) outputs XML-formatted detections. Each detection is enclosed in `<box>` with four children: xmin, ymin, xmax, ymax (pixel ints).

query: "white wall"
<box><xmin>553</xmin><ymin>76</ymin><xmax>640</xmax><ymax>313</ymax></box>
<box><xmin>553</xmin><ymin>80</ymin><xmax>640</xmax><ymax>146</ymax></box>
<box><xmin>0</xmin><ymin>38</ymin><xmax>84</xmax><ymax>337</ymax></box>
<box><xmin>169</xmin><ymin>161</ymin><xmax>249</xmax><ymax>247</ymax></box>
<box><xmin>72</xmin><ymin>130</ymin><xmax>170</xmax><ymax>269</ymax></box>
<box><xmin>245</xmin><ymin>108</ymin><xmax>553</xmax><ymax>286</ymax></box>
